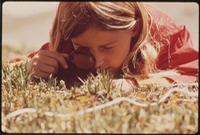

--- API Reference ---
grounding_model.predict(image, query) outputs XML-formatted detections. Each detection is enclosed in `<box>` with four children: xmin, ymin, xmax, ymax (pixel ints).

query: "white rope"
<box><xmin>5</xmin><ymin>86</ymin><xmax>198</xmax><ymax>120</ymax></box>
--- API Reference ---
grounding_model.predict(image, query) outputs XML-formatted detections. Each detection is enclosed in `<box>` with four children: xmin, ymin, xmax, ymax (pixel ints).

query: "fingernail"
<box><xmin>64</xmin><ymin>65</ymin><xmax>68</xmax><ymax>69</ymax></box>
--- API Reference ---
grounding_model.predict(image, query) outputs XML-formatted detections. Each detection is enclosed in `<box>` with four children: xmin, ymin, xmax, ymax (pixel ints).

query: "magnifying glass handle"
<box><xmin>57</xmin><ymin>59</ymin><xmax>88</xmax><ymax>86</ymax></box>
<box><xmin>57</xmin><ymin>59</ymin><xmax>77</xmax><ymax>85</ymax></box>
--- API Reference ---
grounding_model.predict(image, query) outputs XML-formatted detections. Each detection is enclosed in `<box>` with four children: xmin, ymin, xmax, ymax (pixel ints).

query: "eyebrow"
<box><xmin>73</xmin><ymin>40</ymin><xmax>119</xmax><ymax>47</ymax></box>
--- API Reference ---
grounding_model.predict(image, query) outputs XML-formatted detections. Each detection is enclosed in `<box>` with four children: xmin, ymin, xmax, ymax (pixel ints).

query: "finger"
<box><xmin>33</xmin><ymin>59</ymin><xmax>58</xmax><ymax>76</ymax></box>
<box><xmin>60</xmin><ymin>53</ymin><xmax>69</xmax><ymax>59</ymax></box>
<box><xmin>43</xmin><ymin>51</ymin><xmax>68</xmax><ymax>69</ymax></box>
<box><xmin>33</xmin><ymin>63</ymin><xmax>57</xmax><ymax>79</ymax></box>
<box><xmin>38</xmin><ymin>56</ymin><xmax>59</xmax><ymax>70</ymax></box>
<box><xmin>34</xmin><ymin>70</ymin><xmax>52</xmax><ymax>79</ymax></box>
<box><xmin>40</xmin><ymin>65</ymin><xmax>58</xmax><ymax>76</ymax></box>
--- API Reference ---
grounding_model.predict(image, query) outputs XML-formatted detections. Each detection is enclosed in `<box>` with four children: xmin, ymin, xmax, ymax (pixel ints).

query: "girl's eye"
<box><xmin>102</xmin><ymin>46</ymin><xmax>113</xmax><ymax>50</ymax></box>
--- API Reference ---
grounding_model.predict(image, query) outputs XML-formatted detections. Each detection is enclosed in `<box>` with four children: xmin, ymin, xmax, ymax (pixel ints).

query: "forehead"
<box><xmin>72</xmin><ymin>25</ymin><xmax>129</xmax><ymax>41</ymax></box>
<box><xmin>71</xmin><ymin>26</ymin><xmax>133</xmax><ymax>48</ymax></box>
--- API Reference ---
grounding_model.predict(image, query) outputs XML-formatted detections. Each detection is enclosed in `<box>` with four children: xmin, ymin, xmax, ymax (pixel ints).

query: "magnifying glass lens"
<box><xmin>72</xmin><ymin>54</ymin><xmax>95</xmax><ymax>70</ymax></box>
<box><xmin>70</xmin><ymin>48</ymin><xmax>96</xmax><ymax>70</ymax></box>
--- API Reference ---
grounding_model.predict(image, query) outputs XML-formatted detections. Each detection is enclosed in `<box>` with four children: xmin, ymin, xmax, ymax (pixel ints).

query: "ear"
<box><xmin>131</xmin><ymin>19</ymin><xmax>141</xmax><ymax>38</ymax></box>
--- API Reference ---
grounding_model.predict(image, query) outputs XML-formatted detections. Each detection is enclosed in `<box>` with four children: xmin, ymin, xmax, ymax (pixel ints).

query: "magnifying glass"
<box><xmin>67</xmin><ymin>47</ymin><xmax>96</xmax><ymax>70</ymax></box>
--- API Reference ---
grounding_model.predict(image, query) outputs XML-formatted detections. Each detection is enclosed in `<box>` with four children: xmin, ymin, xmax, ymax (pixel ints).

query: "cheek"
<box><xmin>105</xmin><ymin>46</ymin><xmax>130</xmax><ymax>68</ymax></box>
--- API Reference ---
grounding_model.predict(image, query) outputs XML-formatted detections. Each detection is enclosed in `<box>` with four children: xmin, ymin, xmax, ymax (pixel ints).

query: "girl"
<box><xmin>11</xmin><ymin>2</ymin><xmax>199</xmax><ymax>90</ymax></box>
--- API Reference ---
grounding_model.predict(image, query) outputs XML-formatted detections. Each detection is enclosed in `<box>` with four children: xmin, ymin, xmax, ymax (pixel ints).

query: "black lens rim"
<box><xmin>69</xmin><ymin>48</ymin><xmax>96</xmax><ymax>70</ymax></box>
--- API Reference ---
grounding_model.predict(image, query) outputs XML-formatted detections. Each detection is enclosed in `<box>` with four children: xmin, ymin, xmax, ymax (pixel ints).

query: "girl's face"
<box><xmin>71</xmin><ymin>26</ymin><xmax>134</xmax><ymax>73</ymax></box>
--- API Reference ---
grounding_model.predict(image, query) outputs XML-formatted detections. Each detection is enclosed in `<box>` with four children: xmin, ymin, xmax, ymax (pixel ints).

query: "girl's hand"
<box><xmin>112</xmin><ymin>79</ymin><xmax>137</xmax><ymax>92</ymax></box>
<box><xmin>27</xmin><ymin>50</ymin><xmax>68</xmax><ymax>79</ymax></box>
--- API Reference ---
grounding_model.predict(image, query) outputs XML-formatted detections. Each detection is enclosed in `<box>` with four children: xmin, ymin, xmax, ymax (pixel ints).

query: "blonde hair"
<box><xmin>50</xmin><ymin>2</ymin><xmax>161</xmax><ymax>77</ymax></box>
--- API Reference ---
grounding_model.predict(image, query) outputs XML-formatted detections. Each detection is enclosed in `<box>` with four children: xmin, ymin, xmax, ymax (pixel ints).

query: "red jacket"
<box><xmin>9</xmin><ymin>4</ymin><xmax>199</xmax><ymax>84</ymax></box>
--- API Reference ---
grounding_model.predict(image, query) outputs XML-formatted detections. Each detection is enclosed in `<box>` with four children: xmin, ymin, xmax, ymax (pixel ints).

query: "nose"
<box><xmin>92</xmin><ymin>51</ymin><xmax>104</xmax><ymax>69</ymax></box>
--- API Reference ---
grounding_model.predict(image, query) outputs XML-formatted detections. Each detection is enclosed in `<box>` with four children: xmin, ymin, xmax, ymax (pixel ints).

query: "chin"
<box><xmin>105</xmin><ymin>68</ymin><xmax>121</xmax><ymax>76</ymax></box>
<box><xmin>93</xmin><ymin>67</ymin><xmax>120</xmax><ymax>74</ymax></box>
<box><xmin>90</xmin><ymin>68</ymin><xmax>121</xmax><ymax>78</ymax></box>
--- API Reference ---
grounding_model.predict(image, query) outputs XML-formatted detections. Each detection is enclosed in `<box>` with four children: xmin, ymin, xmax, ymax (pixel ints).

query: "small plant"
<box><xmin>1</xmin><ymin>60</ymin><xmax>198</xmax><ymax>133</ymax></box>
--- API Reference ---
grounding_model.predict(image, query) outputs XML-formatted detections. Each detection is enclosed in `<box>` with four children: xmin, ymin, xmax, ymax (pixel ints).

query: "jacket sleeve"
<box><xmin>145</xmin><ymin>4</ymin><xmax>198</xmax><ymax>83</ymax></box>
<box><xmin>27</xmin><ymin>42</ymin><xmax>50</xmax><ymax>59</ymax></box>
<box><xmin>5</xmin><ymin>42</ymin><xmax>50</xmax><ymax>64</ymax></box>
<box><xmin>156</xmin><ymin>26</ymin><xmax>198</xmax><ymax>83</ymax></box>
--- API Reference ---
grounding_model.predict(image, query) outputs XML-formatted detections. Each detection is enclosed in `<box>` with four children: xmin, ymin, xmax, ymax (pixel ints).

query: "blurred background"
<box><xmin>2</xmin><ymin>2</ymin><xmax>199</xmax><ymax>61</ymax></box>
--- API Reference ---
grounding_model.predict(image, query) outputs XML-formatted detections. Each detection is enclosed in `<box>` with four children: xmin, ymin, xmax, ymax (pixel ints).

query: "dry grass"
<box><xmin>1</xmin><ymin>46</ymin><xmax>198</xmax><ymax>133</ymax></box>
